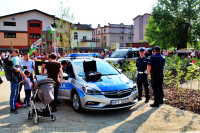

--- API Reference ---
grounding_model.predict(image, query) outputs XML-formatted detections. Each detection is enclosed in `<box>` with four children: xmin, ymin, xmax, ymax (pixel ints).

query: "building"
<box><xmin>133</xmin><ymin>13</ymin><xmax>151</xmax><ymax>43</ymax></box>
<box><xmin>0</xmin><ymin>9</ymin><xmax>57</xmax><ymax>49</ymax></box>
<box><xmin>92</xmin><ymin>23</ymin><xmax>134</xmax><ymax>48</ymax></box>
<box><xmin>0</xmin><ymin>9</ymin><xmax>95</xmax><ymax>50</ymax></box>
<box><xmin>72</xmin><ymin>23</ymin><xmax>97</xmax><ymax>48</ymax></box>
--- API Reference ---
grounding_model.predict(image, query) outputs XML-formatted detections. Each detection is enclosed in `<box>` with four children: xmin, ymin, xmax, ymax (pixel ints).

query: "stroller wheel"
<box><xmin>27</xmin><ymin>112</ymin><xmax>33</xmax><ymax>119</ymax></box>
<box><xmin>51</xmin><ymin>115</ymin><xmax>56</xmax><ymax>121</ymax></box>
<box><xmin>34</xmin><ymin>117</ymin><xmax>39</xmax><ymax>124</ymax></box>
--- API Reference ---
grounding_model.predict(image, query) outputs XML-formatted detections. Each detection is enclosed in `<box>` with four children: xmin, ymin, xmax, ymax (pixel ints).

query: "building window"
<box><xmin>74</xmin><ymin>32</ymin><xmax>78</xmax><ymax>39</ymax></box>
<box><xmin>94</xmin><ymin>31</ymin><xmax>95</xmax><ymax>34</ymax></box>
<box><xmin>4</xmin><ymin>33</ymin><xmax>16</xmax><ymax>38</ymax></box>
<box><xmin>120</xmin><ymin>43</ymin><xmax>124</xmax><ymax>47</ymax></box>
<box><xmin>121</xmin><ymin>28</ymin><xmax>124</xmax><ymax>32</ymax></box>
<box><xmin>120</xmin><ymin>36</ymin><xmax>124</xmax><ymax>40</ymax></box>
<box><xmin>30</xmin><ymin>34</ymin><xmax>40</xmax><ymax>39</ymax></box>
<box><xmin>30</xmin><ymin>23</ymin><xmax>40</xmax><ymax>27</ymax></box>
<box><xmin>104</xmin><ymin>36</ymin><xmax>106</xmax><ymax>40</ymax></box>
<box><xmin>128</xmin><ymin>36</ymin><xmax>132</xmax><ymax>40</ymax></box>
<box><xmin>129</xmin><ymin>29</ymin><xmax>131</xmax><ymax>33</ymax></box>
<box><xmin>98</xmin><ymin>31</ymin><xmax>100</xmax><ymax>34</ymax></box>
<box><xmin>4</xmin><ymin>21</ymin><xmax>16</xmax><ymax>26</ymax></box>
<box><xmin>96</xmin><ymin>37</ymin><xmax>97</xmax><ymax>40</ymax></box>
<box><xmin>104</xmin><ymin>29</ymin><xmax>106</xmax><ymax>33</ymax></box>
<box><xmin>83</xmin><ymin>36</ymin><xmax>87</xmax><ymax>40</ymax></box>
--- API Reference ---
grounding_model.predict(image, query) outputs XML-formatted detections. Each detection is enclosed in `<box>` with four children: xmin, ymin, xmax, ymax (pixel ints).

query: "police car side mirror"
<box><xmin>117</xmin><ymin>69</ymin><xmax>122</xmax><ymax>73</ymax></box>
<box><xmin>63</xmin><ymin>73</ymin><xmax>69</xmax><ymax>80</ymax></box>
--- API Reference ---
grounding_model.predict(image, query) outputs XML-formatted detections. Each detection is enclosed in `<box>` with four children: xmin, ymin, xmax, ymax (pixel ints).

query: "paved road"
<box><xmin>0</xmin><ymin>76</ymin><xmax>200</xmax><ymax>133</ymax></box>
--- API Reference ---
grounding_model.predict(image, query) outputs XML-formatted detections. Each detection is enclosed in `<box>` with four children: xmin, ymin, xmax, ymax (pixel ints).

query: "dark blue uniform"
<box><xmin>136</xmin><ymin>56</ymin><xmax>150</xmax><ymax>101</ymax></box>
<box><xmin>148</xmin><ymin>53</ymin><xmax>165</xmax><ymax>105</ymax></box>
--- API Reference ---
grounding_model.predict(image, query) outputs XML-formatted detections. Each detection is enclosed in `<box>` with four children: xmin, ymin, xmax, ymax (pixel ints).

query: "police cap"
<box><xmin>154</xmin><ymin>46</ymin><xmax>161</xmax><ymax>51</ymax></box>
<box><xmin>139</xmin><ymin>47</ymin><xmax>145</xmax><ymax>51</ymax></box>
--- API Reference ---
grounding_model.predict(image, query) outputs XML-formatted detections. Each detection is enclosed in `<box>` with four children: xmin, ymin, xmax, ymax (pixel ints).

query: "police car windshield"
<box><xmin>110</xmin><ymin>51</ymin><xmax>127</xmax><ymax>58</ymax></box>
<box><xmin>74</xmin><ymin>61</ymin><xmax>120</xmax><ymax>77</ymax></box>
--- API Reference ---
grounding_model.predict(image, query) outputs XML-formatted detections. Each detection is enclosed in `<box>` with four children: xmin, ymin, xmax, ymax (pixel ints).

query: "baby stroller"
<box><xmin>28</xmin><ymin>78</ymin><xmax>56</xmax><ymax>124</ymax></box>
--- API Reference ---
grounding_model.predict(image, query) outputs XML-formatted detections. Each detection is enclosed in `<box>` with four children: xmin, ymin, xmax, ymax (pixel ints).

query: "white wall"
<box><xmin>0</xmin><ymin>11</ymin><xmax>55</xmax><ymax>31</ymax></box>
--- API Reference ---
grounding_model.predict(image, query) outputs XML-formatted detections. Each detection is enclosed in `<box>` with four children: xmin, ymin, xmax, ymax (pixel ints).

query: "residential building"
<box><xmin>72</xmin><ymin>23</ymin><xmax>97</xmax><ymax>48</ymax></box>
<box><xmin>92</xmin><ymin>23</ymin><xmax>134</xmax><ymax>48</ymax></box>
<box><xmin>0</xmin><ymin>9</ymin><xmax>57</xmax><ymax>49</ymax></box>
<box><xmin>133</xmin><ymin>13</ymin><xmax>151</xmax><ymax>43</ymax></box>
<box><xmin>0</xmin><ymin>9</ymin><xmax>96</xmax><ymax>50</ymax></box>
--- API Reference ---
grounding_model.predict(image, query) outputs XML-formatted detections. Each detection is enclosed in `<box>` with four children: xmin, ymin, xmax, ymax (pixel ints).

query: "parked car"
<box><xmin>35</xmin><ymin>53</ymin><xmax>138</xmax><ymax>112</ymax></box>
<box><xmin>104</xmin><ymin>47</ymin><xmax>152</xmax><ymax>65</ymax></box>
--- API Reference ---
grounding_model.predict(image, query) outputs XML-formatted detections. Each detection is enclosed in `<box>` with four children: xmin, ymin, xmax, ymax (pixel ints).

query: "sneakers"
<box><xmin>23</xmin><ymin>104</ymin><xmax>27</xmax><ymax>108</ymax></box>
<box><xmin>19</xmin><ymin>101</ymin><xmax>24</xmax><ymax>105</ymax></box>
<box><xmin>10</xmin><ymin>108</ymin><xmax>18</xmax><ymax>114</ymax></box>
<box><xmin>16</xmin><ymin>102</ymin><xmax>22</xmax><ymax>108</ymax></box>
<box><xmin>27</xmin><ymin>103</ymin><xmax>31</xmax><ymax>106</ymax></box>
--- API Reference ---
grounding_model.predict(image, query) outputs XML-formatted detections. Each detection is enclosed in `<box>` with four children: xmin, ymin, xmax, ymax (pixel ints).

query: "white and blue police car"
<box><xmin>36</xmin><ymin>53</ymin><xmax>138</xmax><ymax>112</ymax></box>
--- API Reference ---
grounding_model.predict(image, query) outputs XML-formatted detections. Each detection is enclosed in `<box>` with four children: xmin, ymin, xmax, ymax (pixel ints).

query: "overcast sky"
<box><xmin>0</xmin><ymin>0</ymin><xmax>157</xmax><ymax>28</ymax></box>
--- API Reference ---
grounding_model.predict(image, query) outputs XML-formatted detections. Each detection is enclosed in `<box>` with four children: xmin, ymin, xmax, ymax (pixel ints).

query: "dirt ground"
<box><xmin>0</xmin><ymin>76</ymin><xmax>200</xmax><ymax>133</ymax></box>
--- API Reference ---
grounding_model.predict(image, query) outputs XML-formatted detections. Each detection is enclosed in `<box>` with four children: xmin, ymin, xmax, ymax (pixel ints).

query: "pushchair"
<box><xmin>28</xmin><ymin>78</ymin><xmax>56</xmax><ymax>124</ymax></box>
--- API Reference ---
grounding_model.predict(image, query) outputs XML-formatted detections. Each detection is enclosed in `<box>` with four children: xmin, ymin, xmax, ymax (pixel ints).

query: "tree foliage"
<box><xmin>56</xmin><ymin>2</ymin><xmax>76</xmax><ymax>53</ymax></box>
<box><xmin>145</xmin><ymin>0</ymin><xmax>200</xmax><ymax>50</ymax></box>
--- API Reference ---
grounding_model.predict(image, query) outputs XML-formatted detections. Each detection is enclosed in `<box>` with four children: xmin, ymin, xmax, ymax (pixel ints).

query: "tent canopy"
<box><xmin>177</xmin><ymin>48</ymin><xmax>192</xmax><ymax>53</ymax></box>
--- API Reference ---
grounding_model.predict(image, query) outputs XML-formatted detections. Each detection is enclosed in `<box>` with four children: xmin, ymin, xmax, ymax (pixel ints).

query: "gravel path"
<box><xmin>0</xmin><ymin>76</ymin><xmax>200</xmax><ymax>133</ymax></box>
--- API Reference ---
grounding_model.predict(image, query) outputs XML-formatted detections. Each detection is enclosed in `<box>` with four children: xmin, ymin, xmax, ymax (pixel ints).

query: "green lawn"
<box><xmin>0</xmin><ymin>71</ymin><xmax>5</xmax><ymax>76</ymax></box>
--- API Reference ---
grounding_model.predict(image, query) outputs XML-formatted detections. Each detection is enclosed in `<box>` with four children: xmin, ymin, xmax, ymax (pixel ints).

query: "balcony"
<box><xmin>81</xmin><ymin>39</ymin><xmax>100</xmax><ymax>42</ymax></box>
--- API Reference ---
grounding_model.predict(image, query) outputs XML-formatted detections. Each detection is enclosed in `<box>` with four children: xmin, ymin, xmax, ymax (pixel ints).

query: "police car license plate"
<box><xmin>111</xmin><ymin>98</ymin><xmax>129</xmax><ymax>105</ymax></box>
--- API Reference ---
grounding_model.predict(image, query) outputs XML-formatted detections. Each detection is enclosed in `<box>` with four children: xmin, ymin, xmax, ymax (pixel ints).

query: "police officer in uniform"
<box><xmin>147</xmin><ymin>46</ymin><xmax>166</xmax><ymax>107</ymax></box>
<box><xmin>136</xmin><ymin>47</ymin><xmax>150</xmax><ymax>103</ymax></box>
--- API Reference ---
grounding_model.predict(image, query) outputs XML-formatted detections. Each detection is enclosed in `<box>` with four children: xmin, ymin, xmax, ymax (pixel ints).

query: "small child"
<box><xmin>23</xmin><ymin>70</ymin><xmax>33</xmax><ymax>108</ymax></box>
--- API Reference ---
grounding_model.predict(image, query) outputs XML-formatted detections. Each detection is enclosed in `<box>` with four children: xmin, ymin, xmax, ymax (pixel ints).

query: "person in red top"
<box><xmin>41</xmin><ymin>53</ymin><xmax>63</xmax><ymax>112</ymax></box>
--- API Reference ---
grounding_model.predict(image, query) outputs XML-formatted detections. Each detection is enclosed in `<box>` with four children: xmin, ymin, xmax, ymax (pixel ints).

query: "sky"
<box><xmin>0</xmin><ymin>0</ymin><xmax>158</xmax><ymax>28</ymax></box>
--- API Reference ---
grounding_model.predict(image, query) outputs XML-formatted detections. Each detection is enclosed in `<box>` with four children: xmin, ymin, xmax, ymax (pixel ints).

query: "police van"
<box><xmin>104</xmin><ymin>47</ymin><xmax>152</xmax><ymax>65</ymax></box>
<box><xmin>35</xmin><ymin>53</ymin><xmax>138</xmax><ymax>112</ymax></box>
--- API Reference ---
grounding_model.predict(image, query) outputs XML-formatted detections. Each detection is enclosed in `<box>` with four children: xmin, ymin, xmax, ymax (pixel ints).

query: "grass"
<box><xmin>0</xmin><ymin>71</ymin><xmax>5</xmax><ymax>76</ymax></box>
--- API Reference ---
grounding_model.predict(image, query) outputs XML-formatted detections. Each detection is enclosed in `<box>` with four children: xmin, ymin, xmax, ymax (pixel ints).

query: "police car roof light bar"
<box><xmin>69</xmin><ymin>53</ymin><xmax>99</xmax><ymax>58</ymax></box>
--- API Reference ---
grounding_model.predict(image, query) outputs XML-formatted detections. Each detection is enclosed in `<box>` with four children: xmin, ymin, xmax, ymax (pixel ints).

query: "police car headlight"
<box><xmin>82</xmin><ymin>87</ymin><xmax>102</xmax><ymax>95</ymax></box>
<box><xmin>132</xmin><ymin>85</ymin><xmax>137</xmax><ymax>91</ymax></box>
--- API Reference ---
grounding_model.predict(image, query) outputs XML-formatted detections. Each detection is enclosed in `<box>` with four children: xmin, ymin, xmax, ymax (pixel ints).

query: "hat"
<box><xmin>154</xmin><ymin>46</ymin><xmax>161</xmax><ymax>51</ymax></box>
<box><xmin>139</xmin><ymin>47</ymin><xmax>145</xmax><ymax>51</ymax></box>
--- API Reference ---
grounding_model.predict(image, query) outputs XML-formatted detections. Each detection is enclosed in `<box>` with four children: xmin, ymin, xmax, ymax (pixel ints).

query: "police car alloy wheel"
<box><xmin>72</xmin><ymin>93</ymin><xmax>82</xmax><ymax>112</ymax></box>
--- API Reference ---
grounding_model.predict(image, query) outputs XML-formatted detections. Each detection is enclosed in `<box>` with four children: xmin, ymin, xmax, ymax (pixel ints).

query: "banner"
<box><xmin>28</xmin><ymin>48</ymin><xmax>36</xmax><ymax>55</ymax></box>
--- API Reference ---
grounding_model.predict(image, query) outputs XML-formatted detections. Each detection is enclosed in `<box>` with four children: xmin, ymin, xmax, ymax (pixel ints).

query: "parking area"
<box><xmin>0</xmin><ymin>76</ymin><xmax>200</xmax><ymax>133</ymax></box>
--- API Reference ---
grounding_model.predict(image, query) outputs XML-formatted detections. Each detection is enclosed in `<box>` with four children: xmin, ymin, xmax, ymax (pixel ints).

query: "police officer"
<box><xmin>136</xmin><ymin>47</ymin><xmax>150</xmax><ymax>103</ymax></box>
<box><xmin>147</xmin><ymin>46</ymin><xmax>166</xmax><ymax>107</ymax></box>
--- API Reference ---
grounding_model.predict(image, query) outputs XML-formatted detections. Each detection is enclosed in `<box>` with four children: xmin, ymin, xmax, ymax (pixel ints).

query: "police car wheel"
<box><xmin>72</xmin><ymin>92</ymin><xmax>82</xmax><ymax>112</ymax></box>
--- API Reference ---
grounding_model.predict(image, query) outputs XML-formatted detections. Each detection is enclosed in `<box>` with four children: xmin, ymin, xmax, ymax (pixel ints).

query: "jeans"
<box><xmin>10</xmin><ymin>81</ymin><xmax>19</xmax><ymax>110</ymax></box>
<box><xmin>24</xmin><ymin>90</ymin><xmax>31</xmax><ymax>104</ymax></box>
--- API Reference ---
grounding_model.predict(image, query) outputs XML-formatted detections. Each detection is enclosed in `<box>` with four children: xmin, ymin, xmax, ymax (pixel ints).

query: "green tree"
<box><xmin>10</xmin><ymin>39</ymin><xmax>13</xmax><ymax>50</ymax></box>
<box><xmin>90</xmin><ymin>43</ymin><xmax>93</xmax><ymax>52</ymax></box>
<box><xmin>145</xmin><ymin>0</ymin><xmax>200</xmax><ymax>50</ymax></box>
<box><xmin>104</xmin><ymin>42</ymin><xmax>107</xmax><ymax>49</ymax></box>
<box><xmin>130</xmin><ymin>41</ymin><xmax>132</xmax><ymax>48</ymax></box>
<box><xmin>56</xmin><ymin>2</ymin><xmax>76</xmax><ymax>53</ymax></box>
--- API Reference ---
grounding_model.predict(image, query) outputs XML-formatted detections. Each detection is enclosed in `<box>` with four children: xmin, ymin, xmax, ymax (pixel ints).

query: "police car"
<box><xmin>35</xmin><ymin>53</ymin><xmax>138</xmax><ymax>112</ymax></box>
<box><xmin>105</xmin><ymin>47</ymin><xmax>152</xmax><ymax>65</ymax></box>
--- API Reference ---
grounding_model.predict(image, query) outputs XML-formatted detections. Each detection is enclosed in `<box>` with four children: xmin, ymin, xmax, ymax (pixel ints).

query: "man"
<box><xmin>3</xmin><ymin>54</ymin><xmax>27</xmax><ymax>114</ymax></box>
<box><xmin>21</xmin><ymin>52</ymin><xmax>36</xmax><ymax>106</ymax></box>
<box><xmin>42</xmin><ymin>53</ymin><xmax>63</xmax><ymax>112</ymax></box>
<box><xmin>147</xmin><ymin>46</ymin><xmax>166</xmax><ymax>107</ymax></box>
<box><xmin>144</xmin><ymin>49</ymin><xmax>149</xmax><ymax>58</ymax></box>
<box><xmin>136</xmin><ymin>48</ymin><xmax>150</xmax><ymax>103</ymax></box>
<box><xmin>61</xmin><ymin>60</ymin><xmax>68</xmax><ymax>73</ymax></box>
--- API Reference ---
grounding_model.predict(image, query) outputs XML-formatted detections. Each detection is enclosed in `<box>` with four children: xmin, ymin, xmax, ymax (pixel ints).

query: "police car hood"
<box><xmin>104</xmin><ymin>58</ymin><xmax>124</xmax><ymax>62</ymax></box>
<box><xmin>88</xmin><ymin>74</ymin><xmax>132</xmax><ymax>92</ymax></box>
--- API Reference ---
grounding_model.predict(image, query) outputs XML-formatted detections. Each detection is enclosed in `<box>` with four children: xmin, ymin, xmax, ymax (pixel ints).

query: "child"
<box><xmin>23</xmin><ymin>70</ymin><xmax>33</xmax><ymax>108</ymax></box>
